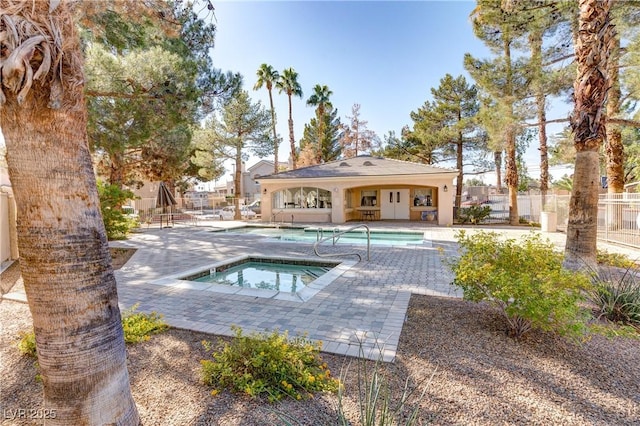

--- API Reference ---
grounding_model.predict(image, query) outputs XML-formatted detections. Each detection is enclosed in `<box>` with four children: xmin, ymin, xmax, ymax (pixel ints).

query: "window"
<box><xmin>413</xmin><ymin>188</ymin><xmax>433</xmax><ymax>206</ymax></box>
<box><xmin>345</xmin><ymin>189</ymin><xmax>352</xmax><ymax>208</ymax></box>
<box><xmin>272</xmin><ymin>187</ymin><xmax>332</xmax><ymax>209</ymax></box>
<box><xmin>360</xmin><ymin>190</ymin><xmax>377</xmax><ymax>207</ymax></box>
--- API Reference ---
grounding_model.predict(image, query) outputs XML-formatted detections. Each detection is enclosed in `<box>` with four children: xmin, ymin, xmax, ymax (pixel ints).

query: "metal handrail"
<box><xmin>313</xmin><ymin>224</ymin><xmax>370</xmax><ymax>262</ymax></box>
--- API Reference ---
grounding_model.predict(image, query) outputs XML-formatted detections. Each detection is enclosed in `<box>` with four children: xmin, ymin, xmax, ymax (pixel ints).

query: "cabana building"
<box><xmin>257</xmin><ymin>155</ymin><xmax>458</xmax><ymax>225</ymax></box>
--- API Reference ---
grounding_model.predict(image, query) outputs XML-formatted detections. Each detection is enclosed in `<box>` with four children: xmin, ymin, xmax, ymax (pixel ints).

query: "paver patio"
<box><xmin>109</xmin><ymin>221</ymin><xmax>470</xmax><ymax>361</ymax></box>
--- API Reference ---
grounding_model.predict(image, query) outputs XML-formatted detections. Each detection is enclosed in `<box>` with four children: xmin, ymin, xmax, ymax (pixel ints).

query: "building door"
<box><xmin>380</xmin><ymin>189</ymin><xmax>410</xmax><ymax>220</ymax></box>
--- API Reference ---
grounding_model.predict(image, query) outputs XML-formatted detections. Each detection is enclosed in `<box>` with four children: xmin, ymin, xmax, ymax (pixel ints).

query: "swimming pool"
<box><xmin>211</xmin><ymin>226</ymin><xmax>426</xmax><ymax>246</ymax></box>
<box><xmin>183</xmin><ymin>258</ymin><xmax>333</xmax><ymax>293</ymax></box>
<box><xmin>150</xmin><ymin>255</ymin><xmax>354</xmax><ymax>302</ymax></box>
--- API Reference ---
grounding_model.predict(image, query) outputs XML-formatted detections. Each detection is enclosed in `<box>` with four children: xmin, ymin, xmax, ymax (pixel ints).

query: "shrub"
<box><xmin>201</xmin><ymin>326</ymin><xmax>339</xmax><ymax>402</ymax></box>
<box><xmin>448</xmin><ymin>230</ymin><xmax>589</xmax><ymax>339</ymax></box>
<box><xmin>121</xmin><ymin>303</ymin><xmax>169</xmax><ymax>343</ymax></box>
<box><xmin>596</xmin><ymin>249</ymin><xmax>638</xmax><ymax>270</ymax></box>
<box><xmin>458</xmin><ymin>205</ymin><xmax>491</xmax><ymax>224</ymax></box>
<box><xmin>18</xmin><ymin>330</ymin><xmax>37</xmax><ymax>358</ymax></box>
<box><xmin>588</xmin><ymin>267</ymin><xmax>640</xmax><ymax>327</ymax></box>
<box><xmin>18</xmin><ymin>303</ymin><xmax>168</xmax><ymax>356</ymax></box>
<box><xmin>97</xmin><ymin>180</ymin><xmax>137</xmax><ymax>240</ymax></box>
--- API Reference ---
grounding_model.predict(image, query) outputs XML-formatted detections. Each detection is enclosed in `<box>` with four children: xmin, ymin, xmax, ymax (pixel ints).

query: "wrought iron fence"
<box><xmin>466</xmin><ymin>193</ymin><xmax>639</xmax><ymax>249</ymax></box>
<box><xmin>597</xmin><ymin>193</ymin><xmax>640</xmax><ymax>248</ymax></box>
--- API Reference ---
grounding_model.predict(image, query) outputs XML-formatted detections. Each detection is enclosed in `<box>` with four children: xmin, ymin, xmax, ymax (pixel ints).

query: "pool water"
<box><xmin>186</xmin><ymin>260</ymin><xmax>332</xmax><ymax>293</ymax></box>
<box><xmin>212</xmin><ymin>226</ymin><xmax>425</xmax><ymax>245</ymax></box>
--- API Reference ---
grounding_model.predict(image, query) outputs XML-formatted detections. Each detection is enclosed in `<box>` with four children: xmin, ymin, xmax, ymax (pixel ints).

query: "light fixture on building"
<box><xmin>263</xmin><ymin>188</ymin><xmax>267</xmax><ymax>194</ymax></box>
<box><xmin>443</xmin><ymin>185</ymin><xmax>448</xmax><ymax>192</ymax></box>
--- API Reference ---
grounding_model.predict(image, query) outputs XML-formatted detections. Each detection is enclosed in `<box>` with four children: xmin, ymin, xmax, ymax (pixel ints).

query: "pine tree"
<box><xmin>298</xmin><ymin>107</ymin><xmax>343</xmax><ymax>166</ymax></box>
<box><xmin>465</xmin><ymin>0</ymin><xmax>534</xmax><ymax>225</ymax></box>
<box><xmin>418</xmin><ymin>74</ymin><xmax>483</xmax><ymax>212</ymax></box>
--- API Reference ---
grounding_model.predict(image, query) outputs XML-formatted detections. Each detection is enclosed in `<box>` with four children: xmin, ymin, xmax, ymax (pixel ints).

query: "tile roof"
<box><xmin>257</xmin><ymin>155</ymin><xmax>458</xmax><ymax>180</ymax></box>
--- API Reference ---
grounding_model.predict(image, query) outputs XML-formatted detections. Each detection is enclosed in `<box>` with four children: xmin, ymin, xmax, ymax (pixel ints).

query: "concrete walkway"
<box><xmin>5</xmin><ymin>221</ymin><xmax>639</xmax><ymax>361</ymax></box>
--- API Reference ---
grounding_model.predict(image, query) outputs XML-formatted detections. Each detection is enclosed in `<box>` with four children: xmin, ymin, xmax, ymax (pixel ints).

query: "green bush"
<box><xmin>588</xmin><ymin>267</ymin><xmax>640</xmax><ymax>327</ymax></box>
<box><xmin>18</xmin><ymin>303</ymin><xmax>168</xmax><ymax>356</ymax></box>
<box><xmin>121</xmin><ymin>303</ymin><xmax>169</xmax><ymax>343</ymax></box>
<box><xmin>596</xmin><ymin>249</ymin><xmax>638</xmax><ymax>270</ymax></box>
<box><xmin>458</xmin><ymin>205</ymin><xmax>491</xmax><ymax>224</ymax></box>
<box><xmin>97</xmin><ymin>180</ymin><xmax>137</xmax><ymax>240</ymax></box>
<box><xmin>17</xmin><ymin>330</ymin><xmax>37</xmax><ymax>358</ymax></box>
<box><xmin>201</xmin><ymin>326</ymin><xmax>339</xmax><ymax>402</ymax></box>
<box><xmin>448</xmin><ymin>230</ymin><xmax>589</xmax><ymax>339</ymax></box>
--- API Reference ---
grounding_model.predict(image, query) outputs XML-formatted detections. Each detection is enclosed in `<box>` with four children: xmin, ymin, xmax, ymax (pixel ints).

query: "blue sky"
<box><xmin>208</xmin><ymin>0</ymin><xmax>573</xmax><ymax>184</ymax></box>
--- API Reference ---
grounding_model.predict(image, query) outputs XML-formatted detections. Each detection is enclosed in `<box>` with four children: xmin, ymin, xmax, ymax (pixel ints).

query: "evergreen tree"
<box><xmin>417</xmin><ymin>74</ymin><xmax>483</xmax><ymax>212</ymax></box>
<box><xmin>306</xmin><ymin>84</ymin><xmax>334</xmax><ymax>163</ymax></box>
<box><xmin>83</xmin><ymin>1</ymin><xmax>241</xmax><ymax>190</ymax></box>
<box><xmin>197</xmin><ymin>91</ymin><xmax>272</xmax><ymax>219</ymax></box>
<box><xmin>523</xmin><ymin>1</ymin><xmax>575</xmax><ymax>205</ymax></box>
<box><xmin>378</xmin><ymin>129</ymin><xmax>425</xmax><ymax>162</ymax></box>
<box><xmin>298</xmin><ymin>107</ymin><xmax>343</xmax><ymax>166</ymax></box>
<box><xmin>465</xmin><ymin>0</ymin><xmax>534</xmax><ymax>225</ymax></box>
<box><xmin>405</xmin><ymin>102</ymin><xmax>445</xmax><ymax>165</ymax></box>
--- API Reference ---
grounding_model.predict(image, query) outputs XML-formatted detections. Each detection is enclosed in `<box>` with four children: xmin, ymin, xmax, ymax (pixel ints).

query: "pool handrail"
<box><xmin>313</xmin><ymin>224</ymin><xmax>370</xmax><ymax>262</ymax></box>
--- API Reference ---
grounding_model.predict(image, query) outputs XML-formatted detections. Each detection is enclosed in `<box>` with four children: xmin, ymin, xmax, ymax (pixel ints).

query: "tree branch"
<box><xmin>524</xmin><ymin>117</ymin><xmax>570</xmax><ymax>127</ymax></box>
<box><xmin>607</xmin><ymin>117</ymin><xmax>640</xmax><ymax>128</ymax></box>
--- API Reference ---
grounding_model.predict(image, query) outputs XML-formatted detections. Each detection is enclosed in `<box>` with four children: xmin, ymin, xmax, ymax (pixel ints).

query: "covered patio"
<box><xmin>257</xmin><ymin>155</ymin><xmax>459</xmax><ymax>225</ymax></box>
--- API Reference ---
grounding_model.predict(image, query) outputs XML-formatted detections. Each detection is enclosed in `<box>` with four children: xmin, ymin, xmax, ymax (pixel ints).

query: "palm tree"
<box><xmin>253</xmin><ymin>64</ymin><xmax>280</xmax><ymax>174</ymax></box>
<box><xmin>276</xmin><ymin>68</ymin><xmax>303</xmax><ymax>169</ymax></box>
<box><xmin>564</xmin><ymin>0</ymin><xmax>615</xmax><ymax>269</ymax></box>
<box><xmin>306</xmin><ymin>84</ymin><xmax>333</xmax><ymax>163</ymax></box>
<box><xmin>0</xmin><ymin>1</ymin><xmax>139</xmax><ymax>423</ymax></box>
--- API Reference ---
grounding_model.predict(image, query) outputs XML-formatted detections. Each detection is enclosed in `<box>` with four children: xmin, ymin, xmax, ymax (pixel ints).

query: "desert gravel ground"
<box><xmin>1</xmin><ymin>260</ymin><xmax>639</xmax><ymax>425</ymax></box>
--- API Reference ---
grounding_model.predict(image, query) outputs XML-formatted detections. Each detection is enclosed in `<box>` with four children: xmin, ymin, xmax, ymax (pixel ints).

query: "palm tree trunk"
<box><xmin>287</xmin><ymin>94</ymin><xmax>297</xmax><ymax>169</ymax></box>
<box><xmin>268</xmin><ymin>88</ymin><xmax>278</xmax><ymax>174</ymax></box>
<box><xmin>0</xmin><ymin>2</ymin><xmax>139</xmax><ymax>424</ymax></box>
<box><xmin>565</xmin><ymin>0</ymin><xmax>614</xmax><ymax>270</ymax></box>
<box><xmin>605</xmin><ymin>34</ymin><xmax>624</xmax><ymax>194</ymax></box>
<box><xmin>605</xmin><ymin>38</ymin><xmax>623</xmax><ymax>231</ymax></box>
<box><xmin>316</xmin><ymin>108</ymin><xmax>325</xmax><ymax>164</ymax></box>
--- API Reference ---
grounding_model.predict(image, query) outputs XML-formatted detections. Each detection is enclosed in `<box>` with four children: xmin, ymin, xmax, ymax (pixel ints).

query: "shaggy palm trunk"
<box><xmin>0</xmin><ymin>2</ymin><xmax>139</xmax><ymax>423</ymax></box>
<box><xmin>605</xmin><ymin>34</ymin><xmax>623</xmax><ymax>230</ymax></box>
<box><xmin>605</xmin><ymin>35</ymin><xmax>623</xmax><ymax>195</ymax></box>
<box><xmin>316</xmin><ymin>107</ymin><xmax>325</xmax><ymax>164</ymax></box>
<box><xmin>267</xmin><ymin>87</ymin><xmax>278</xmax><ymax>174</ymax></box>
<box><xmin>565</xmin><ymin>0</ymin><xmax>614</xmax><ymax>270</ymax></box>
<box><xmin>287</xmin><ymin>94</ymin><xmax>297</xmax><ymax>169</ymax></box>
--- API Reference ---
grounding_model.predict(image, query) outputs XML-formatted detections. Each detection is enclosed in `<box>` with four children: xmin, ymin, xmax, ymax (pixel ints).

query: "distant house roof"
<box><xmin>257</xmin><ymin>155</ymin><xmax>458</xmax><ymax>180</ymax></box>
<box><xmin>247</xmin><ymin>159</ymin><xmax>287</xmax><ymax>174</ymax></box>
